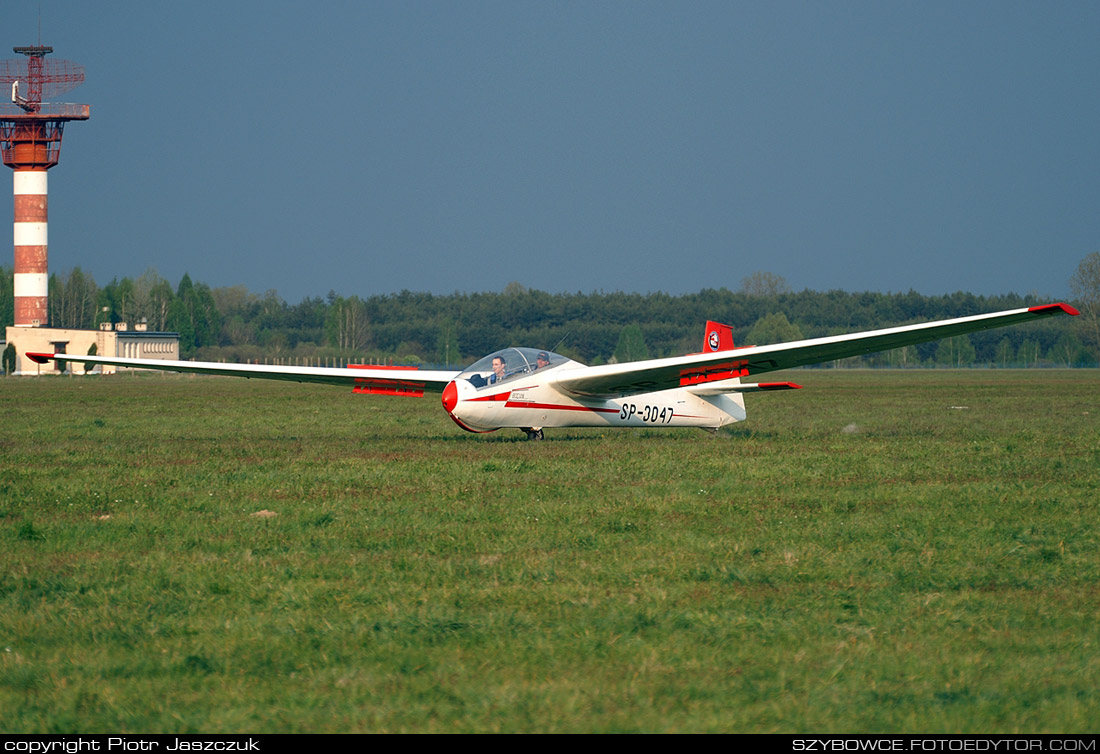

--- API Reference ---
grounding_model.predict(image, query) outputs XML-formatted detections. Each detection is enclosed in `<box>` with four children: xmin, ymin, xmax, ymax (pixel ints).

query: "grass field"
<box><xmin>1</xmin><ymin>369</ymin><xmax>1098</xmax><ymax>733</ymax></box>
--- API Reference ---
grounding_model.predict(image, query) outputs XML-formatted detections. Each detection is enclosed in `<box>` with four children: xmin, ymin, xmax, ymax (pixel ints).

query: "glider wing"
<box><xmin>556</xmin><ymin>303</ymin><xmax>1079</xmax><ymax>398</ymax></box>
<box><xmin>25</xmin><ymin>352</ymin><xmax>459</xmax><ymax>394</ymax></box>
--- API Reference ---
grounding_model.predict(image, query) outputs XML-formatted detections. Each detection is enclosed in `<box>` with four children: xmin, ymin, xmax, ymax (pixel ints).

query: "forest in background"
<box><xmin>1</xmin><ymin>265</ymin><xmax>1096</xmax><ymax>369</ymax></box>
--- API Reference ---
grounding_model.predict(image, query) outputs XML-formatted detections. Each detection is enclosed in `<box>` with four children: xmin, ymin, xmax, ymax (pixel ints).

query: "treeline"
<box><xmin>0</xmin><ymin>266</ymin><xmax>1094</xmax><ymax>368</ymax></box>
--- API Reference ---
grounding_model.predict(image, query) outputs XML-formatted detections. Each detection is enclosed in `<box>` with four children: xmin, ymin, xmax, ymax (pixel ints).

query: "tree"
<box><xmin>98</xmin><ymin>276</ymin><xmax>137</xmax><ymax>327</ymax></box>
<box><xmin>1017</xmin><ymin>339</ymin><xmax>1041</xmax><ymax>367</ymax></box>
<box><xmin>1069</xmin><ymin>252</ymin><xmax>1100</xmax><ymax>365</ymax></box>
<box><xmin>326</xmin><ymin>295</ymin><xmax>371</xmax><ymax>351</ymax></box>
<box><xmin>740</xmin><ymin>271</ymin><xmax>791</xmax><ymax>298</ymax></box>
<box><xmin>114</xmin><ymin>278</ymin><xmax>135</xmax><ymax>324</ymax></box>
<box><xmin>192</xmin><ymin>283</ymin><xmax>221</xmax><ymax>349</ymax></box>
<box><xmin>995</xmin><ymin>337</ymin><xmax>1014</xmax><ymax>368</ymax></box>
<box><xmin>132</xmin><ymin>268</ymin><xmax>170</xmax><ymax>327</ymax></box>
<box><xmin>47</xmin><ymin>272</ymin><xmax>63</xmax><ymax>325</ymax></box>
<box><xmin>0</xmin><ymin>265</ymin><xmax>12</xmax><ymax>330</ymax></box>
<box><xmin>168</xmin><ymin>296</ymin><xmax>195</xmax><ymax>354</ymax></box>
<box><xmin>211</xmin><ymin>284</ymin><xmax>256</xmax><ymax>320</ymax></box>
<box><xmin>222</xmin><ymin>316</ymin><xmax>257</xmax><ymax>346</ymax></box>
<box><xmin>436</xmin><ymin>318</ymin><xmax>461</xmax><ymax>367</ymax></box>
<box><xmin>50</xmin><ymin>267</ymin><xmax>98</xmax><ymax>328</ymax></box>
<box><xmin>84</xmin><ymin>343</ymin><xmax>98</xmax><ymax>375</ymax></box>
<box><xmin>1048</xmin><ymin>332</ymin><xmax>1084</xmax><ymax>367</ymax></box>
<box><xmin>612</xmin><ymin>324</ymin><xmax>649</xmax><ymax>363</ymax></box>
<box><xmin>935</xmin><ymin>335</ymin><xmax>976</xmax><ymax>367</ymax></box>
<box><xmin>147</xmin><ymin>279</ymin><xmax>175</xmax><ymax>332</ymax></box>
<box><xmin>745</xmin><ymin>312</ymin><xmax>803</xmax><ymax>346</ymax></box>
<box><xmin>883</xmin><ymin>345</ymin><xmax>920</xmax><ymax>367</ymax></box>
<box><xmin>168</xmin><ymin>274</ymin><xmax>221</xmax><ymax>354</ymax></box>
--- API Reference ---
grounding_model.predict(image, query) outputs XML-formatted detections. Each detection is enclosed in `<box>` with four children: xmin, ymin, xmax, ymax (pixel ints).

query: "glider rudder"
<box><xmin>704</xmin><ymin>321</ymin><xmax>735</xmax><ymax>352</ymax></box>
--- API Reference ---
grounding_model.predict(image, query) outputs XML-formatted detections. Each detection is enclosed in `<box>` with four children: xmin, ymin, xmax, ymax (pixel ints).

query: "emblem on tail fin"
<box><xmin>704</xmin><ymin>321</ymin><xmax>735</xmax><ymax>352</ymax></box>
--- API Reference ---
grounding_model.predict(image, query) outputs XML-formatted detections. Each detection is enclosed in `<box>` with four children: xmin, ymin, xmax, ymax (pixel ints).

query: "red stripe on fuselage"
<box><xmin>504</xmin><ymin>399</ymin><xmax>622</xmax><ymax>414</ymax></box>
<box><xmin>467</xmin><ymin>388</ymin><xmax>621</xmax><ymax>414</ymax></box>
<box><xmin>469</xmin><ymin>391</ymin><xmax>512</xmax><ymax>402</ymax></box>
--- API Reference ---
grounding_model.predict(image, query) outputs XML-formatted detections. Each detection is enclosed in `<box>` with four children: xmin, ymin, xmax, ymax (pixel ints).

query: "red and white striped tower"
<box><xmin>0</xmin><ymin>45</ymin><xmax>88</xmax><ymax>327</ymax></box>
<box><xmin>12</xmin><ymin>166</ymin><xmax>48</xmax><ymax>325</ymax></box>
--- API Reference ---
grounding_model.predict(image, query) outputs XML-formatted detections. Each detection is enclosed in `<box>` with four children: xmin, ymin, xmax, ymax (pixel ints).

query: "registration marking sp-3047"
<box><xmin>619</xmin><ymin>403</ymin><xmax>676</xmax><ymax>423</ymax></box>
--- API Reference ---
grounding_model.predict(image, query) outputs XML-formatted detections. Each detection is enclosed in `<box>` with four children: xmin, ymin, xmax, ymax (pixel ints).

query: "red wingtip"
<box><xmin>27</xmin><ymin>352</ymin><xmax>54</xmax><ymax>364</ymax></box>
<box><xmin>759</xmin><ymin>381</ymin><xmax>803</xmax><ymax>390</ymax></box>
<box><xmin>1028</xmin><ymin>303</ymin><xmax>1080</xmax><ymax>316</ymax></box>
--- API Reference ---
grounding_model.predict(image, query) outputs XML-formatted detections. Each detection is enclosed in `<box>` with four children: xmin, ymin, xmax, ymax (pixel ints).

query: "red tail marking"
<box><xmin>704</xmin><ymin>321</ymin><xmax>735</xmax><ymax>352</ymax></box>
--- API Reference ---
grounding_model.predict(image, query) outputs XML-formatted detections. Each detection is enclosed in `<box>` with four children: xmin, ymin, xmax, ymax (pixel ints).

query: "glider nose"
<box><xmin>440</xmin><ymin>379</ymin><xmax>492</xmax><ymax>433</ymax></box>
<box><xmin>442</xmin><ymin>380</ymin><xmax>458</xmax><ymax>414</ymax></box>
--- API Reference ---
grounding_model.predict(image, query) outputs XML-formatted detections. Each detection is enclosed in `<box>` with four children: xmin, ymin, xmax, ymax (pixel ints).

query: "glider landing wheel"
<box><xmin>523</xmin><ymin>428</ymin><xmax>544</xmax><ymax>441</ymax></box>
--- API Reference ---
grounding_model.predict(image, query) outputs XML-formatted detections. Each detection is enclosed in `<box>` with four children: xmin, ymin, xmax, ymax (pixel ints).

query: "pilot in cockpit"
<box><xmin>488</xmin><ymin>356</ymin><xmax>506</xmax><ymax>384</ymax></box>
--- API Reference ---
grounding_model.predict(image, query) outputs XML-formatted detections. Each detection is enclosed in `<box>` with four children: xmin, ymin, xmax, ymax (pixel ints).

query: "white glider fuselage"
<box><xmin>442</xmin><ymin>361</ymin><xmax>748</xmax><ymax>432</ymax></box>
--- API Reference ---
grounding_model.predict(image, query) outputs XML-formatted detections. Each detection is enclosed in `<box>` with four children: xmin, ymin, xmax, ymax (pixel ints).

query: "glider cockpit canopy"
<box><xmin>458</xmin><ymin>347</ymin><xmax>571</xmax><ymax>390</ymax></box>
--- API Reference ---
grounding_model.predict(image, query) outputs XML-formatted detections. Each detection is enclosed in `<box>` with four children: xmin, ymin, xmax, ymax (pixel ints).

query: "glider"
<box><xmin>28</xmin><ymin>302</ymin><xmax>1078</xmax><ymax>439</ymax></box>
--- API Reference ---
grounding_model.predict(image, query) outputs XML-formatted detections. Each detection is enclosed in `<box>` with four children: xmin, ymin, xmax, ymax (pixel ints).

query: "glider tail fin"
<box><xmin>704</xmin><ymin>321</ymin><xmax>735</xmax><ymax>353</ymax></box>
<box><xmin>698</xmin><ymin>321</ymin><xmax>745</xmax><ymax>427</ymax></box>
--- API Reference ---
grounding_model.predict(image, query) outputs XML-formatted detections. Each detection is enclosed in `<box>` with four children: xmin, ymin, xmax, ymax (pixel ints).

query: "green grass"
<box><xmin>1</xmin><ymin>369</ymin><xmax>1098</xmax><ymax>732</ymax></box>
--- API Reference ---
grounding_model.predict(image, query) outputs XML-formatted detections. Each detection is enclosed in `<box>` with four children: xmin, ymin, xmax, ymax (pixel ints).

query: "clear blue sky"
<box><xmin>7</xmin><ymin>1</ymin><xmax>1099</xmax><ymax>302</ymax></box>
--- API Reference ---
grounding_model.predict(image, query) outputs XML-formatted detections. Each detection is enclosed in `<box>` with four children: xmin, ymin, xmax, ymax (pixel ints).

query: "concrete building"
<box><xmin>4</xmin><ymin>321</ymin><xmax>180</xmax><ymax>375</ymax></box>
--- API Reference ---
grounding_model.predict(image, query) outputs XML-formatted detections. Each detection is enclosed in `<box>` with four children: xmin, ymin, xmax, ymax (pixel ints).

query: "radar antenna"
<box><xmin>0</xmin><ymin>45</ymin><xmax>84</xmax><ymax>113</ymax></box>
